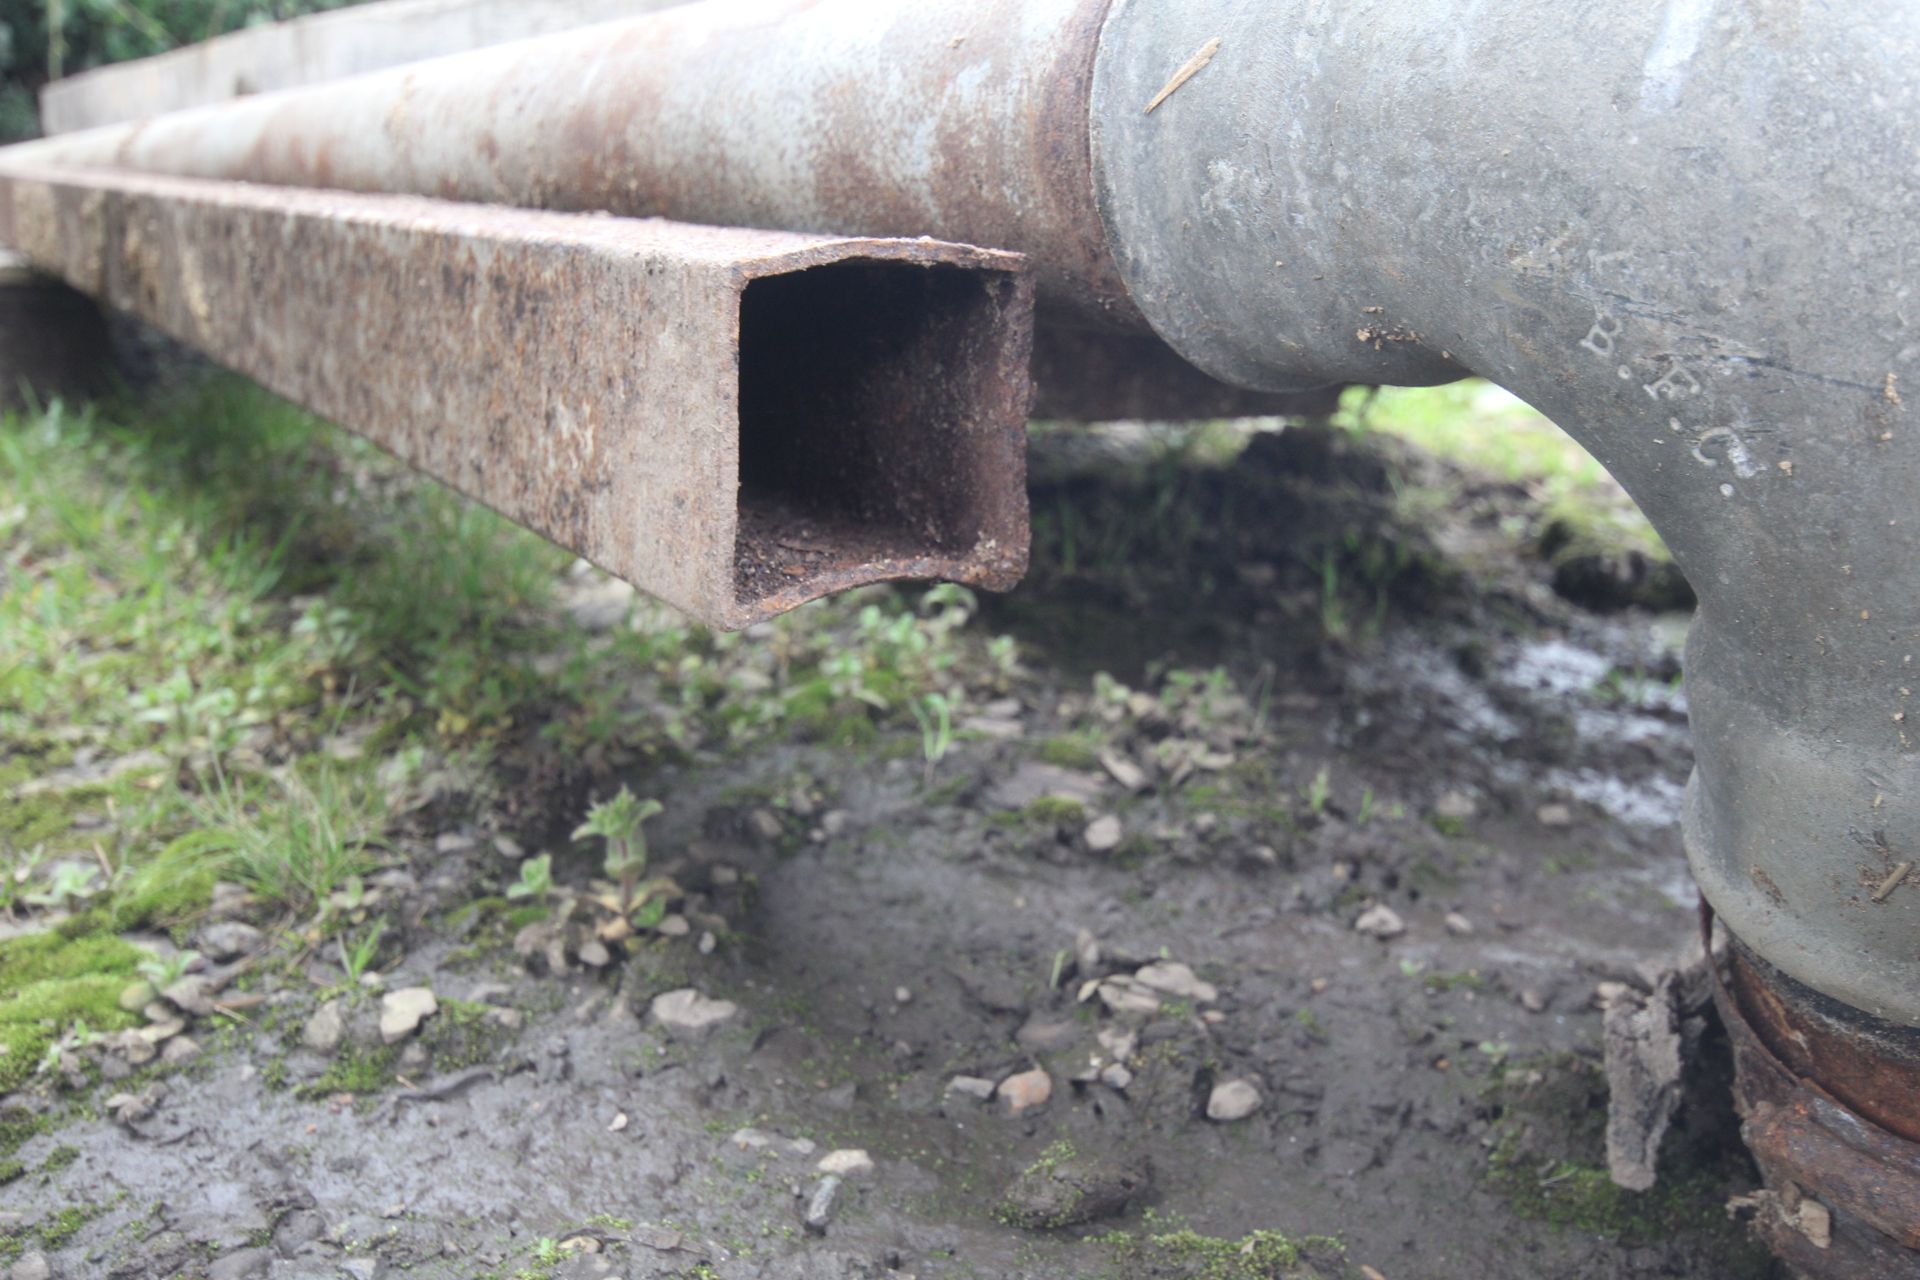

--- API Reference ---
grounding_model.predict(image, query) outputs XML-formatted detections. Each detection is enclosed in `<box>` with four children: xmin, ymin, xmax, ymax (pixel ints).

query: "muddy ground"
<box><xmin>1</xmin><ymin>402</ymin><xmax>1779</xmax><ymax>1279</ymax></box>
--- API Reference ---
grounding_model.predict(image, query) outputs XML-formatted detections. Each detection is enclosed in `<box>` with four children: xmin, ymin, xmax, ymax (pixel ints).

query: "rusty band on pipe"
<box><xmin>1705</xmin><ymin>906</ymin><xmax>1920</xmax><ymax>1275</ymax></box>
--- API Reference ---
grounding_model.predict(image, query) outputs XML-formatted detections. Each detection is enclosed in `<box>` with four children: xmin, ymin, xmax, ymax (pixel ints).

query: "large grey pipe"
<box><xmin>7</xmin><ymin>0</ymin><xmax>1918</xmax><ymax>1032</ymax></box>
<box><xmin>1093</xmin><ymin>0</ymin><xmax>1920</xmax><ymax>1033</ymax></box>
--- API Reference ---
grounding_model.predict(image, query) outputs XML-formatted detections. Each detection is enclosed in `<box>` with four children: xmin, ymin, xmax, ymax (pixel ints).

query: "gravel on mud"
<box><xmin>0</xmin><ymin>411</ymin><xmax>1778</xmax><ymax>1280</ymax></box>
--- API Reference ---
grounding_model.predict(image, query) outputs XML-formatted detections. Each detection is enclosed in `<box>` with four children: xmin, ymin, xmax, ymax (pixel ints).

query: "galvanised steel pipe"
<box><xmin>1090</xmin><ymin>1</ymin><xmax>1920</xmax><ymax>1265</ymax></box>
<box><xmin>7</xmin><ymin>0</ymin><xmax>1920</xmax><ymax>1262</ymax></box>
<box><xmin>1091</xmin><ymin>0</ymin><xmax>1920</xmax><ymax>1022</ymax></box>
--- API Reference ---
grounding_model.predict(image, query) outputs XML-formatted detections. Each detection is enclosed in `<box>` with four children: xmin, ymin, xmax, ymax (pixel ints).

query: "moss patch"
<box><xmin>37</xmin><ymin>1201</ymin><xmax>104</xmax><ymax>1247</ymax></box>
<box><xmin>1023</xmin><ymin>797</ymin><xmax>1087</xmax><ymax>827</ymax></box>
<box><xmin>1090</xmin><ymin>1217</ymin><xmax>1341</xmax><ymax>1279</ymax></box>
<box><xmin>1483</xmin><ymin>1054</ymin><xmax>1773</xmax><ymax>1271</ymax></box>
<box><xmin>107</xmin><ymin>832</ymin><xmax>222</xmax><ymax>932</ymax></box>
<box><xmin>299</xmin><ymin>1040</ymin><xmax>401</xmax><ymax>1098</ymax></box>
<box><xmin>0</xmin><ymin>783</ymin><xmax>107</xmax><ymax>862</ymax></box>
<box><xmin>0</xmin><ymin>931</ymin><xmax>144</xmax><ymax>1093</ymax></box>
<box><xmin>1036</xmin><ymin>733</ymin><xmax>1103</xmax><ymax>771</ymax></box>
<box><xmin>425</xmin><ymin>998</ymin><xmax>513</xmax><ymax>1072</ymax></box>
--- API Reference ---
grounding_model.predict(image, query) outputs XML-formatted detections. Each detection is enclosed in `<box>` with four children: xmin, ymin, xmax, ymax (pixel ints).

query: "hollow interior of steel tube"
<box><xmin>732</xmin><ymin>259</ymin><xmax>1025</xmax><ymax>605</ymax></box>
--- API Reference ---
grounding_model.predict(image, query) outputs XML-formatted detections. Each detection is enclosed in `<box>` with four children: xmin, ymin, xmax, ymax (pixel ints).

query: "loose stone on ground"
<box><xmin>816</xmin><ymin>1149</ymin><xmax>874</xmax><ymax>1177</ymax></box>
<box><xmin>1353</xmin><ymin>904</ymin><xmax>1407</xmax><ymax>939</ymax></box>
<box><xmin>650</xmin><ymin>988</ymin><xmax>738</xmax><ymax>1035</ymax></box>
<box><xmin>1084</xmin><ymin>814</ymin><xmax>1123</xmax><ymax>852</ymax></box>
<box><xmin>1207</xmin><ymin>1079</ymin><xmax>1263</xmax><ymax>1122</ymax></box>
<box><xmin>378</xmin><ymin>987</ymin><xmax>439</xmax><ymax>1044</ymax></box>
<box><xmin>997</xmin><ymin>1068</ymin><xmax>1054</xmax><ymax>1116</ymax></box>
<box><xmin>304</xmin><ymin>999</ymin><xmax>346</xmax><ymax>1054</ymax></box>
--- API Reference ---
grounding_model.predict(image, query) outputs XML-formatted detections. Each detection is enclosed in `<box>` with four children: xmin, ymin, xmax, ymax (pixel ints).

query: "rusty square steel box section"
<box><xmin>0</xmin><ymin>165</ymin><xmax>1035</xmax><ymax>629</ymax></box>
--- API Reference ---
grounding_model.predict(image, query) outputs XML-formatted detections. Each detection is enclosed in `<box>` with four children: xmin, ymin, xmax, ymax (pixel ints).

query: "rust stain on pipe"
<box><xmin>1728</xmin><ymin>942</ymin><xmax>1920</xmax><ymax>1146</ymax></box>
<box><xmin>0</xmin><ymin>164</ymin><xmax>1032</xmax><ymax>629</ymax></box>
<box><xmin>13</xmin><ymin>0</ymin><xmax>1130</xmax><ymax>327</ymax></box>
<box><xmin>1713</xmin><ymin>927</ymin><xmax>1920</xmax><ymax>1275</ymax></box>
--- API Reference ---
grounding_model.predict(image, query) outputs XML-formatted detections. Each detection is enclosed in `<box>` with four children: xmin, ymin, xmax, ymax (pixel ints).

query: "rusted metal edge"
<box><xmin>0</xmin><ymin>163</ymin><xmax>1033</xmax><ymax>630</ymax></box>
<box><xmin>13</xmin><ymin>0</ymin><xmax>1130</xmax><ymax>326</ymax></box>
<box><xmin>1727</xmin><ymin>941</ymin><xmax>1920</xmax><ymax>1145</ymax></box>
<box><xmin>1704</xmin><ymin>908</ymin><xmax>1920</xmax><ymax>1276</ymax></box>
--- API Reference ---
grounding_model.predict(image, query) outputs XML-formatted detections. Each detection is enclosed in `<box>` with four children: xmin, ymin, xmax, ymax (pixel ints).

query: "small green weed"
<box><xmin>136</xmin><ymin>949</ymin><xmax>198</xmax><ymax>989</ymax></box>
<box><xmin>909</xmin><ymin>692</ymin><xmax>954</xmax><ymax>786</ymax></box>
<box><xmin>337</xmin><ymin>920</ymin><xmax>385</xmax><ymax>985</ymax></box>
<box><xmin>1301</xmin><ymin>766</ymin><xmax>1331</xmax><ymax>817</ymax></box>
<box><xmin>22</xmin><ymin>861</ymin><xmax>102</xmax><ymax>911</ymax></box>
<box><xmin>506</xmin><ymin>854</ymin><xmax>554</xmax><ymax>902</ymax></box>
<box><xmin>573</xmin><ymin>786</ymin><xmax>671</xmax><ymax>920</ymax></box>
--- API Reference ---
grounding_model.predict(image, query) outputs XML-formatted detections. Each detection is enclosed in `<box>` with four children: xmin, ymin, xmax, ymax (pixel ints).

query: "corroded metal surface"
<box><xmin>1729</xmin><ymin>942</ymin><xmax>1920</xmax><ymax>1147</ymax></box>
<box><xmin>0</xmin><ymin>164</ymin><xmax>1032</xmax><ymax>629</ymax></box>
<box><xmin>1712</xmin><ymin>918</ymin><xmax>1920</xmax><ymax>1276</ymax></box>
<box><xmin>15</xmin><ymin>0</ymin><xmax>1129</xmax><ymax>328</ymax></box>
<box><xmin>13</xmin><ymin>0</ymin><xmax>1333</xmax><ymax>422</ymax></box>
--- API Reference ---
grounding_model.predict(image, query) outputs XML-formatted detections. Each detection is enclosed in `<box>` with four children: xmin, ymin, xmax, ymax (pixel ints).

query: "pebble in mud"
<box><xmin>946</xmin><ymin>1075</ymin><xmax>997</xmax><ymax>1103</ymax></box>
<box><xmin>1089</xmin><ymin>976</ymin><xmax>1163</xmax><ymax>1016</ymax></box>
<box><xmin>817</xmin><ymin>1149</ymin><xmax>875</xmax><ymax>1177</ymax></box>
<box><xmin>1207</xmin><ymin>1079</ymin><xmax>1263</xmax><ymax>1122</ymax></box>
<box><xmin>649</xmin><ymin>988</ymin><xmax>738</xmax><ymax>1035</ymax></box>
<box><xmin>1133</xmin><ymin>960</ymin><xmax>1218</xmax><ymax>1003</ymax></box>
<box><xmin>9</xmin><ymin>1254</ymin><xmax>52</xmax><ymax>1280</ymax></box>
<box><xmin>196</xmin><ymin>921</ymin><xmax>264</xmax><ymax>962</ymax></box>
<box><xmin>1433</xmin><ymin>790</ymin><xmax>1479</xmax><ymax>821</ymax></box>
<box><xmin>303</xmin><ymin>1000</ymin><xmax>346</xmax><ymax>1054</ymax></box>
<box><xmin>1084</xmin><ymin>814</ymin><xmax>1124</xmax><ymax>853</ymax></box>
<box><xmin>1353</xmin><ymin>904</ymin><xmax>1407</xmax><ymax>939</ymax></box>
<box><xmin>804</xmin><ymin>1175</ymin><xmax>843</xmax><ymax>1235</ymax></box>
<box><xmin>162</xmin><ymin>976</ymin><xmax>216</xmax><ymax>1017</ymax></box>
<box><xmin>1535</xmin><ymin>801</ymin><xmax>1575</xmax><ymax>827</ymax></box>
<box><xmin>1099</xmin><ymin>750</ymin><xmax>1149</xmax><ymax>793</ymax></box>
<box><xmin>997</xmin><ymin>1068</ymin><xmax>1054</xmax><ymax>1116</ymax></box>
<box><xmin>378</xmin><ymin>987</ymin><xmax>438</xmax><ymax>1044</ymax></box>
